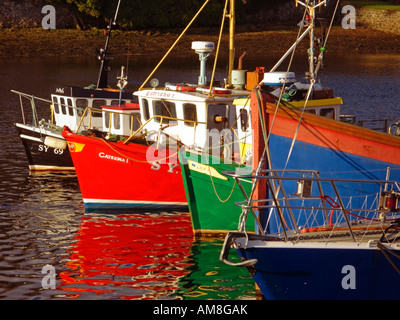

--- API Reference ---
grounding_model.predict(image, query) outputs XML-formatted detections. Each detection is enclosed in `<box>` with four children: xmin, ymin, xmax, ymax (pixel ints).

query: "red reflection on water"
<box><xmin>58</xmin><ymin>212</ymin><xmax>194</xmax><ymax>299</ymax></box>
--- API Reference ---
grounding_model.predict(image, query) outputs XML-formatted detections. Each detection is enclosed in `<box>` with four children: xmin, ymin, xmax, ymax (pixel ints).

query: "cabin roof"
<box><xmin>52</xmin><ymin>85</ymin><xmax>133</xmax><ymax>100</ymax></box>
<box><xmin>101</xmin><ymin>103</ymin><xmax>140</xmax><ymax>111</ymax></box>
<box><xmin>134</xmin><ymin>88</ymin><xmax>249</xmax><ymax>103</ymax></box>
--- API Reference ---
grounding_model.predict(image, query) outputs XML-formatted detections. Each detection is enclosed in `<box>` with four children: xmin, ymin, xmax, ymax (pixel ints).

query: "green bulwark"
<box><xmin>179</xmin><ymin>148</ymin><xmax>254</xmax><ymax>237</ymax></box>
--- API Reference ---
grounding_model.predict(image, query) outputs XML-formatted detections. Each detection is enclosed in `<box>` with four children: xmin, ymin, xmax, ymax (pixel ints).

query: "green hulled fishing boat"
<box><xmin>179</xmin><ymin>147</ymin><xmax>253</xmax><ymax>237</ymax></box>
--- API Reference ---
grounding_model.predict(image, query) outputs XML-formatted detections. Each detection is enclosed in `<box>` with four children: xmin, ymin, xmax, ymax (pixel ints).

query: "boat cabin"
<box><xmin>284</xmin><ymin>97</ymin><xmax>343</xmax><ymax>120</ymax></box>
<box><xmin>51</xmin><ymin>85</ymin><xmax>134</xmax><ymax>132</ymax></box>
<box><xmin>101</xmin><ymin>103</ymin><xmax>141</xmax><ymax>136</ymax></box>
<box><xmin>133</xmin><ymin>73</ymin><xmax>343</xmax><ymax>162</ymax></box>
<box><xmin>134</xmin><ymin>88</ymin><xmax>249</xmax><ymax>159</ymax></box>
<box><xmin>260</xmin><ymin>72</ymin><xmax>343</xmax><ymax>121</ymax></box>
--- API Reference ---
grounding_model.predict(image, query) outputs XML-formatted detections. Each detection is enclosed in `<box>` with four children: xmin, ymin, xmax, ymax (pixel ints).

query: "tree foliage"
<box><xmin>45</xmin><ymin>0</ymin><xmax>252</xmax><ymax>29</ymax></box>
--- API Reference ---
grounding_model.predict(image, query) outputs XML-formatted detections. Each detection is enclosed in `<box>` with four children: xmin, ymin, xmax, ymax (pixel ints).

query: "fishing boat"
<box><xmin>220</xmin><ymin>169</ymin><xmax>400</xmax><ymax>300</ymax></box>
<box><xmin>61</xmin><ymin>0</ymin><xmax>256</xmax><ymax>211</ymax></box>
<box><xmin>13</xmin><ymin>0</ymin><xmax>136</xmax><ymax>172</ymax></box>
<box><xmin>62</xmin><ymin>51</ymin><xmax>249</xmax><ymax>210</ymax></box>
<box><xmin>178</xmin><ymin>0</ymin><xmax>345</xmax><ymax>236</ymax></box>
<box><xmin>14</xmin><ymin>85</ymin><xmax>136</xmax><ymax>172</ymax></box>
<box><xmin>218</xmin><ymin>0</ymin><xmax>400</xmax><ymax>300</ymax></box>
<box><xmin>246</xmin><ymin>0</ymin><xmax>400</xmax><ymax>196</ymax></box>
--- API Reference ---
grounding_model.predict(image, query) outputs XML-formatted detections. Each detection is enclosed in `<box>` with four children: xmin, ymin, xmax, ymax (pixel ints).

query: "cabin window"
<box><xmin>130</xmin><ymin>113</ymin><xmax>141</xmax><ymax>132</ymax></box>
<box><xmin>104</xmin><ymin>112</ymin><xmax>110</xmax><ymax>129</ymax></box>
<box><xmin>183</xmin><ymin>103</ymin><xmax>197</xmax><ymax>127</ymax></box>
<box><xmin>92</xmin><ymin>100</ymin><xmax>106</xmax><ymax>117</ymax></box>
<box><xmin>304</xmin><ymin>109</ymin><xmax>316</xmax><ymax>115</ymax></box>
<box><xmin>67</xmin><ymin>98</ymin><xmax>74</xmax><ymax>116</ymax></box>
<box><xmin>111</xmin><ymin>100</ymin><xmax>126</xmax><ymax>105</ymax></box>
<box><xmin>320</xmin><ymin>108</ymin><xmax>335</xmax><ymax>119</ymax></box>
<box><xmin>60</xmin><ymin>97</ymin><xmax>67</xmax><ymax>115</ymax></box>
<box><xmin>142</xmin><ymin>99</ymin><xmax>150</xmax><ymax>121</ymax></box>
<box><xmin>76</xmin><ymin>99</ymin><xmax>88</xmax><ymax>117</ymax></box>
<box><xmin>239</xmin><ymin>108</ymin><xmax>249</xmax><ymax>132</ymax></box>
<box><xmin>153</xmin><ymin>100</ymin><xmax>177</xmax><ymax>125</ymax></box>
<box><xmin>52</xmin><ymin>97</ymin><xmax>60</xmax><ymax>114</ymax></box>
<box><xmin>113</xmin><ymin>113</ymin><xmax>121</xmax><ymax>130</ymax></box>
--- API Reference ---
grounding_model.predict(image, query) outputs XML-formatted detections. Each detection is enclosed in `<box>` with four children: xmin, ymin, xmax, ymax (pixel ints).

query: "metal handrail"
<box><xmin>223</xmin><ymin>168</ymin><xmax>400</xmax><ymax>242</ymax></box>
<box><xmin>11</xmin><ymin>89</ymin><xmax>80</xmax><ymax>126</ymax></box>
<box><xmin>122</xmin><ymin>114</ymin><xmax>205</xmax><ymax>145</ymax></box>
<box><xmin>12</xmin><ymin>90</ymin><xmax>52</xmax><ymax>126</ymax></box>
<box><xmin>74</xmin><ymin>105</ymin><xmax>207</xmax><ymax>147</ymax></box>
<box><xmin>74</xmin><ymin>106</ymin><xmax>143</xmax><ymax>134</ymax></box>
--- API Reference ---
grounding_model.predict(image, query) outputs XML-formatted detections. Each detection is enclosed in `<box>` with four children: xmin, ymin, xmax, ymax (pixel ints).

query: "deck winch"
<box><xmin>380</xmin><ymin>191</ymin><xmax>400</xmax><ymax>212</ymax></box>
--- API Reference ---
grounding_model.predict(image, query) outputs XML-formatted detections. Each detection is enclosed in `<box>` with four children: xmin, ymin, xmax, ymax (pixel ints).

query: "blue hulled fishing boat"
<box><xmin>219</xmin><ymin>0</ymin><xmax>400</xmax><ymax>299</ymax></box>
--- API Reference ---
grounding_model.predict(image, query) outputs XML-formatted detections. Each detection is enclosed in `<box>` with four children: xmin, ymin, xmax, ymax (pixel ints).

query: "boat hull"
<box><xmin>15</xmin><ymin>123</ymin><xmax>74</xmax><ymax>172</ymax></box>
<box><xmin>62</xmin><ymin>128</ymin><xmax>187</xmax><ymax>211</ymax></box>
<box><xmin>248</xmin><ymin>98</ymin><xmax>400</xmax><ymax>233</ymax></box>
<box><xmin>267</xmin><ymin>110</ymin><xmax>400</xmax><ymax>179</ymax></box>
<box><xmin>179</xmin><ymin>149</ymin><xmax>254</xmax><ymax>236</ymax></box>
<box><xmin>235</xmin><ymin>238</ymin><xmax>400</xmax><ymax>300</ymax></box>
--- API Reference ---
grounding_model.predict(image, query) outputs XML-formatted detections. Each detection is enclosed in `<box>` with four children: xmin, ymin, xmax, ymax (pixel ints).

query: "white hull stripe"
<box><xmin>20</xmin><ymin>134</ymin><xmax>43</xmax><ymax>143</ymax></box>
<box><xmin>29</xmin><ymin>165</ymin><xmax>75</xmax><ymax>171</ymax></box>
<box><xmin>83</xmin><ymin>198</ymin><xmax>188</xmax><ymax>206</ymax></box>
<box><xmin>236</xmin><ymin>238</ymin><xmax>400</xmax><ymax>251</ymax></box>
<box><xmin>16</xmin><ymin>123</ymin><xmax>64</xmax><ymax>139</ymax></box>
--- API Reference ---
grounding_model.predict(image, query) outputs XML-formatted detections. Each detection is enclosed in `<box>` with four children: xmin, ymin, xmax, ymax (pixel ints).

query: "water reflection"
<box><xmin>0</xmin><ymin>171</ymin><xmax>256</xmax><ymax>300</ymax></box>
<box><xmin>178</xmin><ymin>240</ymin><xmax>255</xmax><ymax>300</ymax></box>
<box><xmin>56</xmin><ymin>212</ymin><xmax>255</xmax><ymax>300</ymax></box>
<box><xmin>58</xmin><ymin>212</ymin><xmax>193</xmax><ymax>299</ymax></box>
<box><xmin>0</xmin><ymin>173</ymin><xmax>81</xmax><ymax>300</ymax></box>
<box><xmin>2</xmin><ymin>53</ymin><xmax>400</xmax><ymax>299</ymax></box>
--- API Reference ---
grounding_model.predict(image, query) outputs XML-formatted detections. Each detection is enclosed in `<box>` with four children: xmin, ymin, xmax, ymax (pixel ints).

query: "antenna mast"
<box><xmin>96</xmin><ymin>0</ymin><xmax>122</xmax><ymax>88</ymax></box>
<box><xmin>295</xmin><ymin>0</ymin><xmax>326</xmax><ymax>83</ymax></box>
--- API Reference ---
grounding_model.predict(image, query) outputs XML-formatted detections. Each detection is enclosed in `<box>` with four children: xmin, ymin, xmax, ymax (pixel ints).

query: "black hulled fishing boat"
<box><xmin>14</xmin><ymin>0</ymin><xmax>137</xmax><ymax>172</ymax></box>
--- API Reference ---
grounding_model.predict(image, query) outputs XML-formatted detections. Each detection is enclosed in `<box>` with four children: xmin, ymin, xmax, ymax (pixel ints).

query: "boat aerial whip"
<box><xmin>96</xmin><ymin>0</ymin><xmax>122</xmax><ymax>89</ymax></box>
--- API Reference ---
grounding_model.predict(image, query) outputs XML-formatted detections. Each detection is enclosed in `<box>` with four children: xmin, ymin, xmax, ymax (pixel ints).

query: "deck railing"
<box><xmin>223</xmin><ymin>168</ymin><xmax>400</xmax><ymax>242</ymax></box>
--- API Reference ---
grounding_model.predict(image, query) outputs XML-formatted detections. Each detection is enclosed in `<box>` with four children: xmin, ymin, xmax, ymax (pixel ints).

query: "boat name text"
<box><xmin>145</xmin><ymin>91</ymin><xmax>175</xmax><ymax>98</ymax></box>
<box><xmin>38</xmin><ymin>144</ymin><xmax>64</xmax><ymax>155</ymax></box>
<box><xmin>99</xmin><ymin>152</ymin><xmax>128</xmax><ymax>163</ymax></box>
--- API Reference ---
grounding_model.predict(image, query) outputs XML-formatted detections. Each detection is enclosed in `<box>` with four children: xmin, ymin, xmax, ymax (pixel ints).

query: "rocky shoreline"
<box><xmin>1</xmin><ymin>26</ymin><xmax>400</xmax><ymax>59</ymax></box>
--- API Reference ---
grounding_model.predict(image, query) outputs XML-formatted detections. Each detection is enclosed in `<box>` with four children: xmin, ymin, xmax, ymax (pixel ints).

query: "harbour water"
<box><xmin>1</xmin><ymin>52</ymin><xmax>400</xmax><ymax>300</ymax></box>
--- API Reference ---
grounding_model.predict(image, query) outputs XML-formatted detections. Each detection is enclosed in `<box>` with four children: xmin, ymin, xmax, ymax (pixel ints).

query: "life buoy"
<box><xmin>196</xmin><ymin>87</ymin><xmax>232</xmax><ymax>95</ymax></box>
<box><xmin>213</xmin><ymin>88</ymin><xmax>232</xmax><ymax>94</ymax></box>
<box><xmin>165</xmin><ymin>83</ymin><xmax>196</xmax><ymax>92</ymax></box>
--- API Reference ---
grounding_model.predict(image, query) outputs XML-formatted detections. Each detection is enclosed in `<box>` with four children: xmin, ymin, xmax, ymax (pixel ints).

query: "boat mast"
<box><xmin>227</xmin><ymin>0</ymin><xmax>235</xmax><ymax>87</ymax></box>
<box><xmin>96</xmin><ymin>0</ymin><xmax>122</xmax><ymax>89</ymax></box>
<box><xmin>295</xmin><ymin>0</ymin><xmax>326</xmax><ymax>83</ymax></box>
